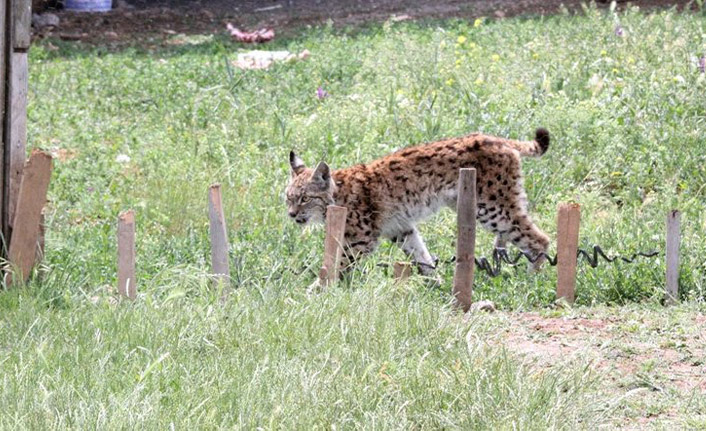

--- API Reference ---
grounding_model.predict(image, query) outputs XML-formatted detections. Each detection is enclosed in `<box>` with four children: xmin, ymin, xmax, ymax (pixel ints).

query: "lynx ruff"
<box><xmin>286</xmin><ymin>128</ymin><xmax>551</xmax><ymax>277</ymax></box>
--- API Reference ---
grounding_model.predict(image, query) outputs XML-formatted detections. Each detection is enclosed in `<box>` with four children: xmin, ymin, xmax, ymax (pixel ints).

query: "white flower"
<box><xmin>116</xmin><ymin>154</ymin><xmax>131</xmax><ymax>163</ymax></box>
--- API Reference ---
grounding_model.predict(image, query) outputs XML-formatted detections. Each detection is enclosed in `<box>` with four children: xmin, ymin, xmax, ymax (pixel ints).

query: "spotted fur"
<box><xmin>286</xmin><ymin>128</ymin><xmax>551</xmax><ymax>275</ymax></box>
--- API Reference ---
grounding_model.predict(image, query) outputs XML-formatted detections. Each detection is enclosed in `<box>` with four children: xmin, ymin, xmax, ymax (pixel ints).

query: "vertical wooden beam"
<box><xmin>665</xmin><ymin>210</ymin><xmax>681</xmax><ymax>305</ymax></box>
<box><xmin>319</xmin><ymin>205</ymin><xmax>347</xmax><ymax>287</ymax></box>
<box><xmin>5</xmin><ymin>149</ymin><xmax>51</xmax><ymax>285</ymax></box>
<box><xmin>11</xmin><ymin>0</ymin><xmax>31</xmax><ymax>50</ymax></box>
<box><xmin>452</xmin><ymin>168</ymin><xmax>476</xmax><ymax>312</ymax></box>
<box><xmin>4</xmin><ymin>51</ymin><xmax>27</xmax><ymax>241</ymax></box>
<box><xmin>208</xmin><ymin>184</ymin><xmax>230</xmax><ymax>289</ymax></box>
<box><xmin>556</xmin><ymin>203</ymin><xmax>581</xmax><ymax>304</ymax></box>
<box><xmin>117</xmin><ymin>210</ymin><xmax>136</xmax><ymax>300</ymax></box>
<box><xmin>393</xmin><ymin>262</ymin><xmax>412</xmax><ymax>283</ymax></box>
<box><xmin>0</xmin><ymin>0</ymin><xmax>7</xmax><ymax>249</ymax></box>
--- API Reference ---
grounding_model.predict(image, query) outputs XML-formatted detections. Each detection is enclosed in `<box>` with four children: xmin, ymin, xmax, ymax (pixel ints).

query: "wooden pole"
<box><xmin>452</xmin><ymin>168</ymin><xmax>476</xmax><ymax>312</ymax></box>
<box><xmin>208</xmin><ymin>184</ymin><xmax>230</xmax><ymax>290</ymax></box>
<box><xmin>1</xmin><ymin>0</ymin><xmax>30</xmax><ymax>256</ymax></box>
<box><xmin>5</xmin><ymin>150</ymin><xmax>51</xmax><ymax>285</ymax></box>
<box><xmin>3</xmin><ymin>51</ymin><xmax>27</xmax><ymax>244</ymax></box>
<box><xmin>117</xmin><ymin>210</ymin><xmax>136</xmax><ymax>300</ymax></box>
<box><xmin>556</xmin><ymin>203</ymin><xmax>580</xmax><ymax>304</ymax></box>
<box><xmin>665</xmin><ymin>210</ymin><xmax>680</xmax><ymax>305</ymax></box>
<box><xmin>319</xmin><ymin>205</ymin><xmax>347</xmax><ymax>287</ymax></box>
<box><xmin>393</xmin><ymin>262</ymin><xmax>412</xmax><ymax>283</ymax></box>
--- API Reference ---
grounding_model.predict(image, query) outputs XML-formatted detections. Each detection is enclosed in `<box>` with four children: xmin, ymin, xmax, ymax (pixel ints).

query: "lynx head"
<box><xmin>285</xmin><ymin>151</ymin><xmax>335</xmax><ymax>225</ymax></box>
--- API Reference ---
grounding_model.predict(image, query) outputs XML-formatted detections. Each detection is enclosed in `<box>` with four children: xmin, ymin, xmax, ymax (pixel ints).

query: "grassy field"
<box><xmin>1</xmin><ymin>3</ymin><xmax>706</xmax><ymax>428</ymax></box>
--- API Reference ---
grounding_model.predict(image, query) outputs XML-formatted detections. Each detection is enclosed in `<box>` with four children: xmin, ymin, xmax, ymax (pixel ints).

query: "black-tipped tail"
<box><xmin>534</xmin><ymin>128</ymin><xmax>550</xmax><ymax>155</ymax></box>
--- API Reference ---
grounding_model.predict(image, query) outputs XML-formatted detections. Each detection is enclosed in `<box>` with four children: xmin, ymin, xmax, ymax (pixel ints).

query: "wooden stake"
<box><xmin>556</xmin><ymin>203</ymin><xmax>581</xmax><ymax>304</ymax></box>
<box><xmin>665</xmin><ymin>210</ymin><xmax>681</xmax><ymax>305</ymax></box>
<box><xmin>12</xmin><ymin>0</ymin><xmax>32</xmax><ymax>50</ymax></box>
<box><xmin>393</xmin><ymin>262</ymin><xmax>412</xmax><ymax>283</ymax></box>
<box><xmin>319</xmin><ymin>205</ymin><xmax>347</xmax><ymax>287</ymax></box>
<box><xmin>117</xmin><ymin>210</ymin><xmax>136</xmax><ymax>300</ymax></box>
<box><xmin>452</xmin><ymin>168</ymin><xmax>476</xmax><ymax>312</ymax></box>
<box><xmin>6</xmin><ymin>150</ymin><xmax>52</xmax><ymax>285</ymax></box>
<box><xmin>208</xmin><ymin>184</ymin><xmax>230</xmax><ymax>290</ymax></box>
<box><xmin>4</xmin><ymin>51</ymin><xmax>28</xmax><ymax>241</ymax></box>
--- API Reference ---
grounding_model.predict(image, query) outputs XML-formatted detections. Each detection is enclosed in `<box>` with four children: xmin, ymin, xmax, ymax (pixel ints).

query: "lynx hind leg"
<box><xmin>507</xmin><ymin>214</ymin><xmax>550</xmax><ymax>270</ymax></box>
<box><xmin>391</xmin><ymin>228</ymin><xmax>437</xmax><ymax>276</ymax></box>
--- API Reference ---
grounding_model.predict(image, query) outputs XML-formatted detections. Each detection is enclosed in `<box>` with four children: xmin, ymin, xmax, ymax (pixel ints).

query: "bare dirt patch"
<box><xmin>491</xmin><ymin>307</ymin><xmax>706</xmax><ymax>426</ymax></box>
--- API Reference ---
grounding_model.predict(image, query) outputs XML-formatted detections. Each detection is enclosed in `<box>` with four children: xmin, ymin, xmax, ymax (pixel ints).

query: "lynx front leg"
<box><xmin>339</xmin><ymin>236</ymin><xmax>379</xmax><ymax>277</ymax></box>
<box><xmin>392</xmin><ymin>228</ymin><xmax>437</xmax><ymax>276</ymax></box>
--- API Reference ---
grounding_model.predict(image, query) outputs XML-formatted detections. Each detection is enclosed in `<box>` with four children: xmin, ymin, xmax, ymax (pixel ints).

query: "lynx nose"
<box><xmin>288</xmin><ymin>211</ymin><xmax>297</xmax><ymax>218</ymax></box>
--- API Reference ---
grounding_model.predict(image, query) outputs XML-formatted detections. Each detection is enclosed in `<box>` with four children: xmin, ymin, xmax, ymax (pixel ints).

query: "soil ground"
<box><xmin>34</xmin><ymin>0</ymin><xmax>695</xmax><ymax>47</ymax></box>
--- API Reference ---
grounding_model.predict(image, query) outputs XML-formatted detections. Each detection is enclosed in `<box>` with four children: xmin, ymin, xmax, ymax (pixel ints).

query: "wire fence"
<box><xmin>385</xmin><ymin>244</ymin><xmax>660</xmax><ymax>278</ymax></box>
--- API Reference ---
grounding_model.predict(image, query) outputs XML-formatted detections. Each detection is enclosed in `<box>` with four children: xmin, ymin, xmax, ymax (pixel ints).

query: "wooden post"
<box><xmin>452</xmin><ymin>168</ymin><xmax>476</xmax><ymax>312</ymax></box>
<box><xmin>556</xmin><ymin>203</ymin><xmax>580</xmax><ymax>303</ymax></box>
<box><xmin>117</xmin><ymin>210</ymin><xmax>136</xmax><ymax>300</ymax></box>
<box><xmin>5</xmin><ymin>150</ymin><xmax>51</xmax><ymax>285</ymax></box>
<box><xmin>393</xmin><ymin>262</ymin><xmax>412</xmax><ymax>283</ymax></box>
<box><xmin>1</xmin><ymin>0</ymin><xmax>31</xmax><ymax>255</ymax></box>
<box><xmin>319</xmin><ymin>205</ymin><xmax>347</xmax><ymax>287</ymax></box>
<box><xmin>12</xmin><ymin>0</ymin><xmax>32</xmax><ymax>51</ymax></box>
<box><xmin>3</xmin><ymin>51</ymin><xmax>27</xmax><ymax>243</ymax></box>
<box><xmin>665</xmin><ymin>210</ymin><xmax>680</xmax><ymax>305</ymax></box>
<box><xmin>208</xmin><ymin>184</ymin><xmax>230</xmax><ymax>289</ymax></box>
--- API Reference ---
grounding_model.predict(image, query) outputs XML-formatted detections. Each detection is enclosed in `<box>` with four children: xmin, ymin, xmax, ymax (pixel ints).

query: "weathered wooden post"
<box><xmin>117</xmin><ymin>210</ymin><xmax>136</xmax><ymax>300</ymax></box>
<box><xmin>6</xmin><ymin>150</ymin><xmax>52</xmax><ymax>285</ymax></box>
<box><xmin>452</xmin><ymin>168</ymin><xmax>476</xmax><ymax>312</ymax></box>
<box><xmin>393</xmin><ymin>262</ymin><xmax>412</xmax><ymax>283</ymax></box>
<box><xmin>319</xmin><ymin>205</ymin><xmax>347</xmax><ymax>287</ymax></box>
<box><xmin>2</xmin><ymin>0</ymin><xmax>31</xmax><ymax>250</ymax></box>
<box><xmin>665</xmin><ymin>210</ymin><xmax>680</xmax><ymax>305</ymax></box>
<box><xmin>208</xmin><ymin>184</ymin><xmax>230</xmax><ymax>291</ymax></box>
<box><xmin>556</xmin><ymin>203</ymin><xmax>580</xmax><ymax>304</ymax></box>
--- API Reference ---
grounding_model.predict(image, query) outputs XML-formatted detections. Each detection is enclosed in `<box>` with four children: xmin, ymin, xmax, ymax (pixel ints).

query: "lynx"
<box><xmin>286</xmin><ymin>128</ymin><xmax>551</xmax><ymax>276</ymax></box>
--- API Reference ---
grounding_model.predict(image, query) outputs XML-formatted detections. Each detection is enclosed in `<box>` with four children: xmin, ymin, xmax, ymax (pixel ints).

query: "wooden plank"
<box><xmin>12</xmin><ymin>0</ymin><xmax>32</xmax><ymax>50</ymax></box>
<box><xmin>556</xmin><ymin>203</ymin><xmax>581</xmax><ymax>304</ymax></box>
<box><xmin>0</xmin><ymin>0</ymin><xmax>7</xmax><ymax>248</ymax></box>
<box><xmin>319</xmin><ymin>205</ymin><xmax>347</xmax><ymax>287</ymax></box>
<box><xmin>5</xmin><ymin>150</ymin><xmax>51</xmax><ymax>285</ymax></box>
<box><xmin>452</xmin><ymin>168</ymin><xmax>476</xmax><ymax>312</ymax></box>
<box><xmin>117</xmin><ymin>210</ymin><xmax>136</xmax><ymax>300</ymax></box>
<box><xmin>665</xmin><ymin>210</ymin><xmax>681</xmax><ymax>305</ymax></box>
<box><xmin>208</xmin><ymin>184</ymin><xmax>230</xmax><ymax>290</ymax></box>
<box><xmin>393</xmin><ymin>262</ymin><xmax>412</xmax><ymax>283</ymax></box>
<box><xmin>4</xmin><ymin>51</ymin><xmax>27</xmax><ymax>241</ymax></box>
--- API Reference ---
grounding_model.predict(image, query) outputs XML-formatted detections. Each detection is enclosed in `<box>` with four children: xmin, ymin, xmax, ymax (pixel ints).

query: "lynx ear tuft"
<box><xmin>290</xmin><ymin>151</ymin><xmax>306</xmax><ymax>175</ymax></box>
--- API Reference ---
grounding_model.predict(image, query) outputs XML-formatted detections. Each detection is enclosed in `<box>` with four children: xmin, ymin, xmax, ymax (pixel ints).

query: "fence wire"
<box><xmin>429</xmin><ymin>245</ymin><xmax>660</xmax><ymax>278</ymax></box>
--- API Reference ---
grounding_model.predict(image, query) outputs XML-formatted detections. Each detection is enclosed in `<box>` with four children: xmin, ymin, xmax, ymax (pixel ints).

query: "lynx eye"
<box><xmin>301</xmin><ymin>196</ymin><xmax>312</xmax><ymax>203</ymax></box>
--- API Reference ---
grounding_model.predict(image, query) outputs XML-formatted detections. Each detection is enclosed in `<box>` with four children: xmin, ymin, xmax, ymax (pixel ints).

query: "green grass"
<box><xmin>2</xmin><ymin>3</ymin><xmax>706</xmax><ymax>428</ymax></box>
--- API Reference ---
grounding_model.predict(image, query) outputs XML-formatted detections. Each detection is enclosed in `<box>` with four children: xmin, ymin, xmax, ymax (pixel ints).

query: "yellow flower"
<box><xmin>446</xmin><ymin>78</ymin><xmax>455</xmax><ymax>86</ymax></box>
<box><xmin>612</xmin><ymin>68</ymin><xmax>619</xmax><ymax>73</ymax></box>
<box><xmin>468</xmin><ymin>42</ymin><xmax>477</xmax><ymax>49</ymax></box>
<box><xmin>474</xmin><ymin>18</ymin><xmax>483</xmax><ymax>28</ymax></box>
<box><xmin>532</xmin><ymin>52</ymin><xmax>540</xmax><ymax>60</ymax></box>
<box><xmin>627</xmin><ymin>57</ymin><xmax>635</xmax><ymax>64</ymax></box>
<box><xmin>474</xmin><ymin>77</ymin><xmax>484</xmax><ymax>85</ymax></box>
<box><xmin>601</xmin><ymin>49</ymin><xmax>607</xmax><ymax>56</ymax></box>
<box><xmin>491</xmin><ymin>54</ymin><xmax>500</xmax><ymax>62</ymax></box>
<box><xmin>457</xmin><ymin>35</ymin><xmax>467</xmax><ymax>44</ymax></box>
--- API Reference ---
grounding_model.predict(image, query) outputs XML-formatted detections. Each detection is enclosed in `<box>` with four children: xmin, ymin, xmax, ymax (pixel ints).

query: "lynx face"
<box><xmin>286</xmin><ymin>151</ymin><xmax>335</xmax><ymax>225</ymax></box>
